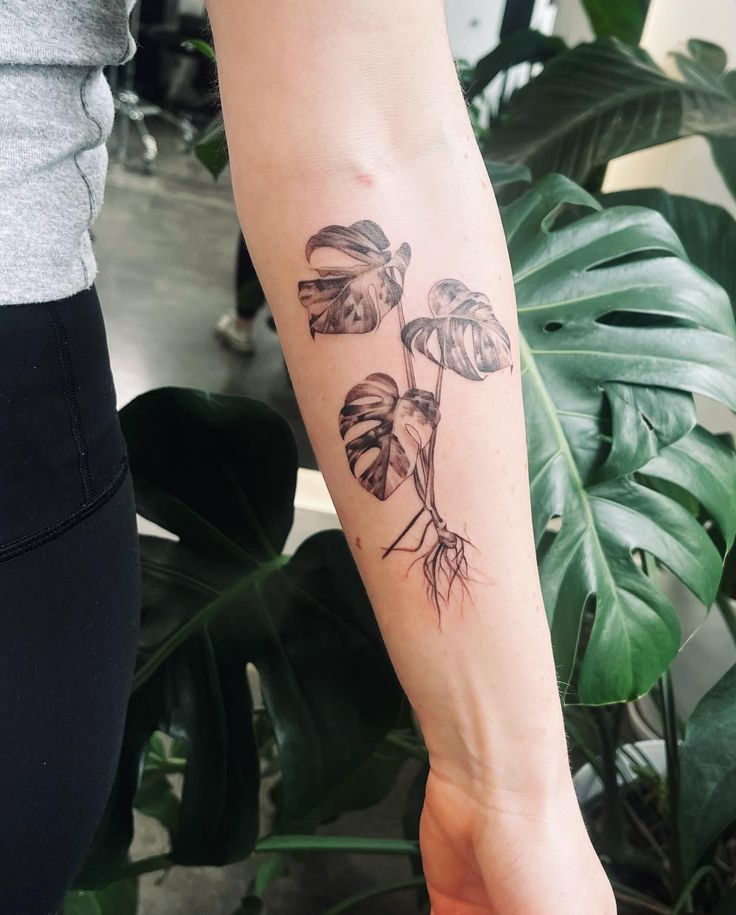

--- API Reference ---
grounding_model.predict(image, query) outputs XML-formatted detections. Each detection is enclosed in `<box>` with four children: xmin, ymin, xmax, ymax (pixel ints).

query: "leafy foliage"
<box><xmin>77</xmin><ymin>389</ymin><xmax>402</xmax><ymax>882</ymax></box>
<box><xmin>464</xmin><ymin>29</ymin><xmax>566</xmax><ymax>101</ymax></box>
<box><xmin>194</xmin><ymin>116</ymin><xmax>228</xmax><ymax>180</ymax></box>
<box><xmin>506</xmin><ymin>175</ymin><xmax>736</xmax><ymax>703</ymax></box>
<box><xmin>571</xmin><ymin>665</ymin><xmax>736</xmax><ymax>911</ymax></box>
<box><xmin>579</xmin><ymin>0</ymin><xmax>648</xmax><ymax>45</ymax></box>
<box><xmin>599</xmin><ymin>188</ymin><xmax>736</xmax><ymax>308</ymax></box>
<box><xmin>679</xmin><ymin>663</ymin><xmax>736</xmax><ymax>874</ymax></box>
<box><xmin>486</xmin><ymin>38</ymin><xmax>736</xmax><ymax>184</ymax></box>
<box><xmin>63</xmin><ymin>881</ymin><xmax>138</xmax><ymax>915</ymax></box>
<box><xmin>671</xmin><ymin>42</ymin><xmax>736</xmax><ymax>206</ymax></box>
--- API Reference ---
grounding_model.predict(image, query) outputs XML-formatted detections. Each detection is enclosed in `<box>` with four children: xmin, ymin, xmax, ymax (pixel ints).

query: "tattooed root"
<box><xmin>384</xmin><ymin>512</ymin><xmax>472</xmax><ymax>614</ymax></box>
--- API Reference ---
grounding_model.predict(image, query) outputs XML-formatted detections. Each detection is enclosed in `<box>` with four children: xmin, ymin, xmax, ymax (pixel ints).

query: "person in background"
<box><xmin>0</xmin><ymin>1</ymin><xmax>616</xmax><ymax>913</ymax></box>
<box><xmin>214</xmin><ymin>233</ymin><xmax>267</xmax><ymax>355</ymax></box>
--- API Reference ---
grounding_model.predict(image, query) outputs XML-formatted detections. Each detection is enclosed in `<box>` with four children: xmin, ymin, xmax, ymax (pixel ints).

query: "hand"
<box><xmin>420</xmin><ymin>767</ymin><xmax>617</xmax><ymax>915</ymax></box>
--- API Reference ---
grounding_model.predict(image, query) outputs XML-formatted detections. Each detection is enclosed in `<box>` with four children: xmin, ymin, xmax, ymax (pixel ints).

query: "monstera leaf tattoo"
<box><xmin>402</xmin><ymin>279</ymin><xmax>513</xmax><ymax>381</ymax></box>
<box><xmin>339</xmin><ymin>374</ymin><xmax>439</xmax><ymax>501</ymax></box>
<box><xmin>298</xmin><ymin>221</ymin><xmax>513</xmax><ymax>616</ymax></box>
<box><xmin>298</xmin><ymin>220</ymin><xmax>411</xmax><ymax>336</ymax></box>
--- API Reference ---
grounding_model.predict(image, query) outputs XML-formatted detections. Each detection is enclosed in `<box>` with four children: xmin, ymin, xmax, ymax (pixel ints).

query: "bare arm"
<box><xmin>206</xmin><ymin>3</ymin><xmax>614</xmax><ymax>912</ymax></box>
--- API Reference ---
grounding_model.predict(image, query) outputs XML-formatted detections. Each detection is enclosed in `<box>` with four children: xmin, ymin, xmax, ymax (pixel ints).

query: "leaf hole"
<box><xmin>586</xmin><ymin>249</ymin><xmax>674</xmax><ymax>271</ymax></box>
<box><xmin>595</xmin><ymin>311</ymin><xmax>695</xmax><ymax>329</ymax></box>
<box><xmin>544</xmin><ymin>321</ymin><xmax>563</xmax><ymax>333</ymax></box>
<box><xmin>536</xmin><ymin>515</ymin><xmax>561</xmax><ymax>564</ymax></box>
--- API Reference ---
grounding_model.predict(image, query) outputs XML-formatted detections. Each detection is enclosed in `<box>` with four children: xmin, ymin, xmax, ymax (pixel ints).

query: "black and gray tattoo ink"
<box><xmin>298</xmin><ymin>220</ymin><xmax>513</xmax><ymax>614</ymax></box>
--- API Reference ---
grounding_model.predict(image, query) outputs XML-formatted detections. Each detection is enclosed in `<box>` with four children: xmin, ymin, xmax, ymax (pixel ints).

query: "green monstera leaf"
<box><xmin>599</xmin><ymin>188</ymin><xmax>736</xmax><ymax>309</ymax></box>
<box><xmin>77</xmin><ymin>388</ymin><xmax>402</xmax><ymax>882</ymax></box>
<box><xmin>679</xmin><ymin>662</ymin><xmax>736</xmax><ymax>876</ymax></box>
<box><xmin>63</xmin><ymin>881</ymin><xmax>138</xmax><ymax>915</ymax></box>
<box><xmin>195</xmin><ymin>115</ymin><xmax>228</xmax><ymax>180</ymax></box>
<box><xmin>506</xmin><ymin>175</ymin><xmax>736</xmax><ymax>703</ymax></box>
<box><xmin>486</xmin><ymin>38</ymin><xmax>736</xmax><ymax>184</ymax></box>
<box><xmin>671</xmin><ymin>42</ymin><xmax>736</xmax><ymax>207</ymax></box>
<box><xmin>579</xmin><ymin>0</ymin><xmax>647</xmax><ymax>45</ymax></box>
<box><xmin>464</xmin><ymin>29</ymin><xmax>567</xmax><ymax>102</ymax></box>
<box><xmin>298</xmin><ymin>221</ymin><xmax>411</xmax><ymax>336</ymax></box>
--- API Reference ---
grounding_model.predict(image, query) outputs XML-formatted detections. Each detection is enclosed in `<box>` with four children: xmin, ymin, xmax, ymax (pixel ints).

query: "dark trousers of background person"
<box><xmin>236</xmin><ymin>233</ymin><xmax>266</xmax><ymax>320</ymax></box>
<box><xmin>0</xmin><ymin>288</ymin><xmax>140</xmax><ymax>914</ymax></box>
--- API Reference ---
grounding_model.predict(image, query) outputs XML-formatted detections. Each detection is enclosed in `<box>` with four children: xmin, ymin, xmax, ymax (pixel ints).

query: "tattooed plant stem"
<box><xmin>425</xmin><ymin>364</ymin><xmax>445</xmax><ymax>525</ymax></box>
<box><xmin>395</xmin><ymin>295</ymin><xmax>432</xmax><ymax>525</ymax></box>
<box><xmin>396</xmin><ymin>299</ymin><xmax>417</xmax><ymax>389</ymax></box>
<box><xmin>435</xmin><ymin>364</ymin><xmax>444</xmax><ymax>402</ymax></box>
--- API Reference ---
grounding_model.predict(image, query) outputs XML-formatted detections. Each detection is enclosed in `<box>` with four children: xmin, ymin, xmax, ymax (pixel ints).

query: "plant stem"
<box><xmin>396</xmin><ymin>300</ymin><xmax>416</xmax><ymax>389</ymax></box>
<box><xmin>396</xmin><ymin>295</ymin><xmax>432</xmax><ymax>534</ymax></box>
<box><xmin>659</xmin><ymin>670</ymin><xmax>686</xmax><ymax>905</ymax></box>
<box><xmin>382</xmin><ymin>507</ymin><xmax>426</xmax><ymax>558</ymax></box>
<box><xmin>321</xmin><ymin>877</ymin><xmax>426</xmax><ymax>915</ymax></box>
<box><xmin>610</xmin><ymin>880</ymin><xmax>670</xmax><ymax>915</ymax></box>
<box><xmin>254</xmin><ymin>835</ymin><xmax>421</xmax><ymax>857</ymax></box>
<box><xmin>716</xmin><ymin>593</ymin><xmax>736</xmax><ymax>650</ymax></box>
<box><xmin>671</xmin><ymin>867</ymin><xmax>719</xmax><ymax>914</ymax></box>
<box><xmin>132</xmin><ymin>555</ymin><xmax>289</xmax><ymax>692</ymax></box>
<box><xmin>422</xmin><ymin>364</ymin><xmax>448</xmax><ymax>530</ymax></box>
<box><xmin>592</xmin><ymin>706</ymin><xmax>625</xmax><ymax>853</ymax></box>
<box><xmin>109</xmin><ymin>853</ymin><xmax>173</xmax><ymax>882</ymax></box>
<box><xmin>434</xmin><ymin>364</ymin><xmax>444</xmax><ymax>402</ymax></box>
<box><xmin>420</xmin><ymin>365</ymin><xmax>449</xmax><ymax>527</ymax></box>
<box><xmin>108</xmin><ymin>836</ymin><xmax>421</xmax><ymax>885</ymax></box>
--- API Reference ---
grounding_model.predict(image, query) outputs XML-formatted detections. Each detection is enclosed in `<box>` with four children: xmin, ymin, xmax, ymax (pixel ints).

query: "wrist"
<box><xmin>424</xmin><ymin>722</ymin><xmax>574</xmax><ymax>809</ymax></box>
<box><xmin>414</xmin><ymin>671</ymin><xmax>573</xmax><ymax>806</ymax></box>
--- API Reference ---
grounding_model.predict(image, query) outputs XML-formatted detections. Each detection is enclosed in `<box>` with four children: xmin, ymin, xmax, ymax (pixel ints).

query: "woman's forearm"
<box><xmin>207</xmin><ymin>0</ymin><xmax>571</xmax><ymax>804</ymax></box>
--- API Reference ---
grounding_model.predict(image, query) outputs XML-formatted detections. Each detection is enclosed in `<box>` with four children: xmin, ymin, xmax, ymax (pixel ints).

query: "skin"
<box><xmin>205</xmin><ymin>2</ymin><xmax>617</xmax><ymax>912</ymax></box>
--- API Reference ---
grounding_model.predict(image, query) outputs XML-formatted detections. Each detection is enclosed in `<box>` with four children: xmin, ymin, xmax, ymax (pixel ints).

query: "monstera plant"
<box><xmin>507</xmin><ymin>174</ymin><xmax>736</xmax><ymax>703</ymax></box>
<box><xmin>467</xmin><ymin>31</ymin><xmax>736</xmax><ymax>314</ymax></box>
<box><xmin>67</xmin><ymin>165</ymin><xmax>736</xmax><ymax>915</ymax></box>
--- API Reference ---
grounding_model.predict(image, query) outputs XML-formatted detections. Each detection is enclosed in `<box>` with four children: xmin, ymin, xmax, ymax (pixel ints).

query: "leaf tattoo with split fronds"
<box><xmin>298</xmin><ymin>220</ymin><xmax>411</xmax><ymax>336</ymax></box>
<box><xmin>339</xmin><ymin>373</ymin><xmax>439</xmax><ymax>501</ymax></box>
<box><xmin>402</xmin><ymin>279</ymin><xmax>513</xmax><ymax>381</ymax></box>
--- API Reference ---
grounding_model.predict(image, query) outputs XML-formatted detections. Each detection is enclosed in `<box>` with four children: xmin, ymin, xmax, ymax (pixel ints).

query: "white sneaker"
<box><xmin>215</xmin><ymin>313</ymin><xmax>256</xmax><ymax>355</ymax></box>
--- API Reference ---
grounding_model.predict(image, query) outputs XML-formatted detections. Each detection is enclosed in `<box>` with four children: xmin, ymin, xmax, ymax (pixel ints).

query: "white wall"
<box><xmin>445</xmin><ymin>0</ymin><xmax>558</xmax><ymax>63</ymax></box>
<box><xmin>445</xmin><ymin>0</ymin><xmax>506</xmax><ymax>62</ymax></box>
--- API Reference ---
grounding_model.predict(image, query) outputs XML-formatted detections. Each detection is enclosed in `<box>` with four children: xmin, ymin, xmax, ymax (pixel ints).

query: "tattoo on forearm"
<box><xmin>298</xmin><ymin>220</ymin><xmax>513</xmax><ymax>615</ymax></box>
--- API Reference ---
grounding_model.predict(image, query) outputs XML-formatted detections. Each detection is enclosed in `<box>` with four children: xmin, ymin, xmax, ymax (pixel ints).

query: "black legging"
<box><xmin>235</xmin><ymin>233</ymin><xmax>264</xmax><ymax>319</ymax></box>
<box><xmin>0</xmin><ymin>288</ymin><xmax>140</xmax><ymax>914</ymax></box>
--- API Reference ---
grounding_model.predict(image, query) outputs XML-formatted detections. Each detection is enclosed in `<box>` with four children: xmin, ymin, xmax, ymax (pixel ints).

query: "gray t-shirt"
<box><xmin>0</xmin><ymin>1</ymin><xmax>134</xmax><ymax>305</ymax></box>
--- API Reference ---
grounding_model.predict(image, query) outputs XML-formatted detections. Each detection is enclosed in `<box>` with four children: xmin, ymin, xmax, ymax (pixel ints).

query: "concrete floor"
<box><xmin>93</xmin><ymin>127</ymin><xmax>421</xmax><ymax>914</ymax></box>
<box><xmin>96</xmin><ymin>139</ymin><xmax>315</xmax><ymax>469</ymax></box>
